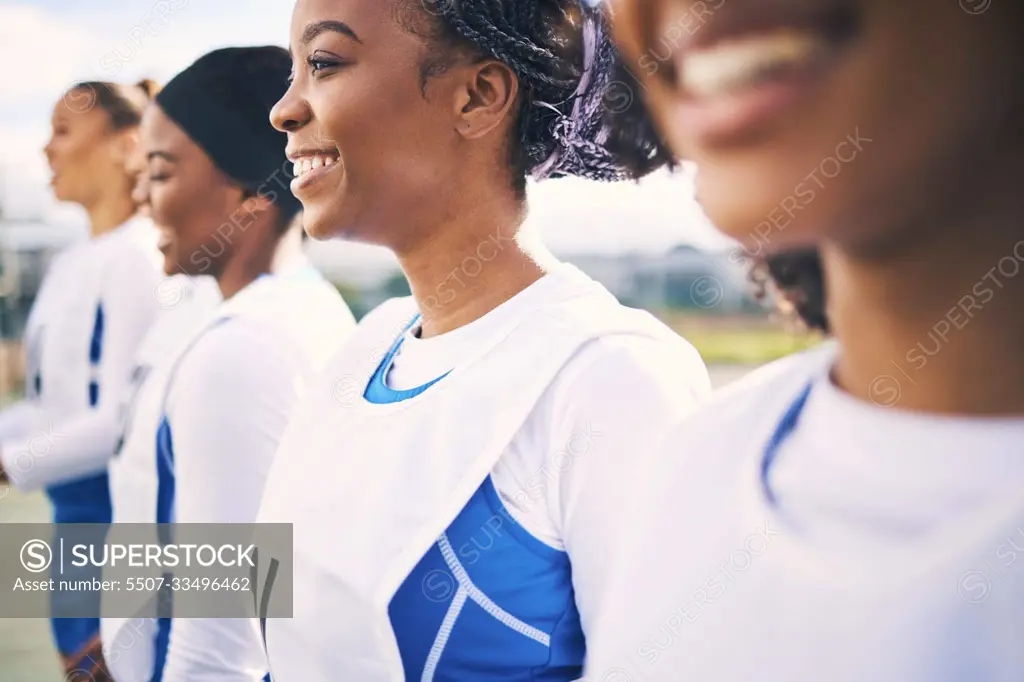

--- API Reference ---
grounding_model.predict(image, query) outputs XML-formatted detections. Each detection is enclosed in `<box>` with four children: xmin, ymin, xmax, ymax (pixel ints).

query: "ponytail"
<box><xmin>67</xmin><ymin>78</ymin><xmax>160</xmax><ymax>131</ymax></box>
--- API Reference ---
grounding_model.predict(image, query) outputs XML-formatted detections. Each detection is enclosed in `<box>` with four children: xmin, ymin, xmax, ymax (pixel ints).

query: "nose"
<box><xmin>43</xmin><ymin>135</ymin><xmax>56</xmax><ymax>164</ymax></box>
<box><xmin>270</xmin><ymin>83</ymin><xmax>311</xmax><ymax>133</ymax></box>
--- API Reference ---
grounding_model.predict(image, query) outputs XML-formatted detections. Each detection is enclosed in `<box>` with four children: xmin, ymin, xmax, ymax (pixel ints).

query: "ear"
<box><xmin>451</xmin><ymin>60</ymin><xmax>519</xmax><ymax>141</ymax></box>
<box><xmin>107</xmin><ymin>128</ymin><xmax>140</xmax><ymax>167</ymax></box>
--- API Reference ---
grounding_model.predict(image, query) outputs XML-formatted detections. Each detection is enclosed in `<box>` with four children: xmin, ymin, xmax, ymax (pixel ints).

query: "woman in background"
<box><xmin>584</xmin><ymin>1</ymin><xmax>1024</xmax><ymax>680</ymax></box>
<box><xmin>0</xmin><ymin>81</ymin><xmax>163</xmax><ymax>678</ymax></box>
<box><xmin>100</xmin><ymin>46</ymin><xmax>355</xmax><ymax>682</ymax></box>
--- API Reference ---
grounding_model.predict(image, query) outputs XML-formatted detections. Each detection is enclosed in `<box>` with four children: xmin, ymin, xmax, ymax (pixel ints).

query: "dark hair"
<box><xmin>408</xmin><ymin>0</ymin><xmax>672</xmax><ymax>191</ymax></box>
<box><xmin>157</xmin><ymin>46</ymin><xmax>301</xmax><ymax>223</ymax></box>
<box><xmin>751</xmin><ymin>248</ymin><xmax>830</xmax><ymax>334</ymax></box>
<box><xmin>69</xmin><ymin>80</ymin><xmax>158</xmax><ymax>130</ymax></box>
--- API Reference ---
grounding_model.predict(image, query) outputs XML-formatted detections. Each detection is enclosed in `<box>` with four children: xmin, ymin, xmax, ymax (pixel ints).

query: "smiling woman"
<box><xmin>256</xmin><ymin>1</ymin><xmax>711</xmax><ymax>681</ymax></box>
<box><xmin>582</xmin><ymin>1</ymin><xmax>1024</xmax><ymax>680</ymax></box>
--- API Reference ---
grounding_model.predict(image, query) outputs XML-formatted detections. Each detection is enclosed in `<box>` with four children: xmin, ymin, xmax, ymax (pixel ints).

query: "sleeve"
<box><xmin>0</xmin><ymin>252</ymin><xmax>160</xmax><ymax>490</ymax></box>
<box><xmin>0</xmin><ymin>400</ymin><xmax>46</xmax><ymax>443</ymax></box>
<box><xmin>546</xmin><ymin>335</ymin><xmax>710</xmax><ymax>650</ymax></box>
<box><xmin>0</xmin><ymin>401</ymin><xmax>48</xmax><ymax>480</ymax></box>
<box><xmin>160</xmin><ymin>320</ymin><xmax>301</xmax><ymax>682</ymax></box>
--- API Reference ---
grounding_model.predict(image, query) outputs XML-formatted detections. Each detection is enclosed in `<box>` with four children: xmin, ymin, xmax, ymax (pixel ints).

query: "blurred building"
<box><xmin>0</xmin><ymin>219</ymin><xmax>86</xmax><ymax>338</ymax></box>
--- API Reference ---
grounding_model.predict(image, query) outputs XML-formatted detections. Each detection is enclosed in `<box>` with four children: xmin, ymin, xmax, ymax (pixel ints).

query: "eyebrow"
<box><xmin>147</xmin><ymin>151</ymin><xmax>176</xmax><ymax>162</ymax></box>
<box><xmin>300</xmin><ymin>20</ymin><xmax>362</xmax><ymax>46</ymax></box>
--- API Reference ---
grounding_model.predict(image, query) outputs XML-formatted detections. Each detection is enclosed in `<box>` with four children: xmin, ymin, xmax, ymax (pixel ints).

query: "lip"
<box><xmin>668</xmin><ymin>0</ymin><xmax>862</xmax><ymax>145</ymax></box>
<box><xmin>290</xmin><ymin>160</ymin><xmax>342</xmax><ymax>197</ymax></box>
<box><xmin>285</xmin><ymin>145</ymin><xmax>338</xmax><ymax>163</ymax></box>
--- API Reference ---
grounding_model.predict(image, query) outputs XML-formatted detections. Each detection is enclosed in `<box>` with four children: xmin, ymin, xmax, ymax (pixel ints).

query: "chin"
<box><xmin>301</xmin><ymin>202</ymin><xmax>368</xmax><ymax>243</ymax></box>
<box><xmin>696</xmin><ymin>162</ymin><xmax>829</xmax><ymax>256</ymax></box>
<box><xmin>162</xmin><ymin>254</ymin><xmax>184</xmax><ymax>277</ymax></box>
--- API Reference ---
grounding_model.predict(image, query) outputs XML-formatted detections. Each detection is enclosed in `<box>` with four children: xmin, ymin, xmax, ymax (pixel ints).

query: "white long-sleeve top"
<box><xmin>103</xmin><ymin>265</ymin><xmax>356</xmax><ymax>682</ymax></box>
<box><xmin>584</xmin><ymin>345</ymin><xmax>1024</xmax><ymax>682</ymax></box>
<box><xmin>0</xmin><ymin>217</ymin><xmax>163</xmax><ymax>493</ymax></box>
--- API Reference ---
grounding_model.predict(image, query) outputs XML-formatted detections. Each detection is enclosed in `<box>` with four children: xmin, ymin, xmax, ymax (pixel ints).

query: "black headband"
<box><xmin>155</xmin><ymin>46</ymin><xmax>300</xmax><ymax>219</ymax></box>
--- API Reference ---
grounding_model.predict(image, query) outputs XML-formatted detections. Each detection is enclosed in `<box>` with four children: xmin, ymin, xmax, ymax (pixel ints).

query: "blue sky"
<box><xmin>0</xmin><ymin>0</ymin><xmax>730</xmax><ymax>254</ymax></box>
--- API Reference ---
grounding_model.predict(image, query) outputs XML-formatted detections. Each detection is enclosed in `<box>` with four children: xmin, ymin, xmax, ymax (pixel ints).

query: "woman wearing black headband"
<box><xmin>99</xmin><ymin>46</ymin><xmax>355</xmax><ymax>682</ymax></box>
<box><xmin>0</xmin><ymin>79</ymin><xmax>164</xmax><ymax>678</ymax></box>
<box><xmin>255</xmin><ymin>1</ymin><xmax>709</xmax><ymax>680</ymax></box>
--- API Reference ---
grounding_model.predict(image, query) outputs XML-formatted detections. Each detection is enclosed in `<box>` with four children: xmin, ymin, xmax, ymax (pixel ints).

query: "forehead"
<box><xmin>289</xmin><ymin>0</ymin><xmax>424</xmax><ymax>46</ymax></box>
<box><xmin>140</xmin><ymin>104</ymin><xmax>204</xmax><ymax>162</ymax></box>
<box><xmin>51</xmin><ymin>93</ymin><xmax>110</xmax><ymax>129</ymax></box>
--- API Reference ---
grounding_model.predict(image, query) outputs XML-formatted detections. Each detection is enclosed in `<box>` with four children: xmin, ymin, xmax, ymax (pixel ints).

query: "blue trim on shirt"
<box><xmin>761</xmin><ymin>383</ymin><xmax>813</xmax><ymax>506</ymax></box>
<box><xmin>362</xmin><ymin>314</ymin><xmax>450</xmax><ymax>404</ymax></box>
<box><xmin>151</xmin><ymin>418</ymin><xmax>176</xmax><ymax>682</ymax></box>
<box><xmin>370</xmin><ymin>316</ymin><xmax>583</xmax><ymax>680</ymax></box>
<box><xmin>88</xmin><ymin>303</ymin><xmax>104</xmax><ymax>407</ymax></box>
<box><xmin>45</xmin><ymin>300</ymin><xmax>110</xmax><ymax>656</ymax></box>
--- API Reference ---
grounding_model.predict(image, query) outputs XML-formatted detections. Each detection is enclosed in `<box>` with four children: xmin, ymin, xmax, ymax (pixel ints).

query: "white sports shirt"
<box><xmin>103</xmin><ymin>261</ymin><xmax>356</xmax><ymax>682</ymax></box>
<box><xmin>585</xmin><ymin>344</ymin><xmax>1024</xmax><ymax>682</ymax></box>
<box><xmin>257</xmin><ymin>264</ymin><xmax>711</xmax><ymax>681</ymax></box>
<box><xmin>0</xmin><ymin>216</ymin><xmax>163</xmax><ymax>492</ymax></box>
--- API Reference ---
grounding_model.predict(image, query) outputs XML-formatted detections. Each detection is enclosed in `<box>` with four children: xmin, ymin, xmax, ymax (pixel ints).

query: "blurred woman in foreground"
<box><xmin>586</xmin><ymin>1</ymin><xmax>1024</xmax><ymax>680</ymax></box>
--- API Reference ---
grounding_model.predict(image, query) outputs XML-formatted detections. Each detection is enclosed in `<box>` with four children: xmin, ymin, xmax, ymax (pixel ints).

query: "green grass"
<box><xmin>657</xmin><ymin>312</ymin><xmax>824</xmax><ymax>365</ymax></box>
<box><xmin>681</xmin><ymin>327</ymin><xmax>822</xmax><ymax>365</ymax></box>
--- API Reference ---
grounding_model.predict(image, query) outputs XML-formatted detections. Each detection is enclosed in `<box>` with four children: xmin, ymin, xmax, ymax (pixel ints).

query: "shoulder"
<box><xmin>541</xmin><ymin>309</ymin><xmax>711</xmax><ymax>429</ymax></box>
<box><xmin>561</xmin><ymin>331</ymin><xmax>709</xmax><ymax>403</ymax></box>
<box><xmin>175</xmin><ymin>317</ymin><xmax>297</xmax><ymax>396</ymax></box>
<box><xmin>94</xmin><ymin>221</ymin><xmax>163</xmax><ymax>288</ymax></box>
<box><xmin>652</xmin><ymin>342</ymin><xmax>835</xmax><ymax>464</ymax></box>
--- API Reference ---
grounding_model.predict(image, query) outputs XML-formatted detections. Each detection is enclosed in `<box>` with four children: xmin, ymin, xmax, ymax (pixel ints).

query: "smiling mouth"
<box><xmin>289</xmin><ymin>150</ymin><xmax>343</xmax><ymax>195</ymax></box>
<box><xmin>291</xmin><ymin>151</ymin><xmax>340</xmax><ymax>178</ymax></box>
<box><xmin>668</xmin><ymin>1</ymin><xmax>862</xmax><ymax>141</ymax></box>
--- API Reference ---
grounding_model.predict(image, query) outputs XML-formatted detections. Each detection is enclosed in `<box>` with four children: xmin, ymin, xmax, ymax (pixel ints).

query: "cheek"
<box><xmin>149</xmin><ymin>181</ymin><xmax>195</xmax><ymax>239</ymax></box>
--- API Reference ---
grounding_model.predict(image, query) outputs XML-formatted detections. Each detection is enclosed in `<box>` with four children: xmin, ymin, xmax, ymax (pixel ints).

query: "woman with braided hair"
<box><xmin>257</xmin><ymin>0</ymin><xmax>710</xmax><ymax>679</ymax></box>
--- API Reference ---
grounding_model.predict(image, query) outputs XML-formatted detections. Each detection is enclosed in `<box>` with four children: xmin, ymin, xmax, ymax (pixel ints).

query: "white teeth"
<box><xmin>683</xmin><ymin>30</ymin><xmax>826</xmax><ymax>98</ymax></box>
<box><xmin>292</xmin><ymin>154</ymin><xmax>340</xmax><ymax>178</ymax></box>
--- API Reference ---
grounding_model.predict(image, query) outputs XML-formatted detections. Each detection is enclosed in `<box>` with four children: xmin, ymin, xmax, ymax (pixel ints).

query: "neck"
<box><xmin>826</xmin><ymin>206</ymin><xmax>1024</xmax><ymax>417</ymax></box>
<box><xmin>87</xmin><ymin>190</ymin><xmax>135</xmax><ymax>237</ymax></box>
<box><xmin>395</xmin><ymin>186</ymin><xmax>555</xmax><ymax>338</ymax></box>
<box><xmin>216</xmin><ymin>220</ymin><xmax>296</xmax><ymax>300</ymax></box>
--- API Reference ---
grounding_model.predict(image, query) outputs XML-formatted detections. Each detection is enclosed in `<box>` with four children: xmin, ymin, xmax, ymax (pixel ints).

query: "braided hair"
<box><xmin>410</xmin><ymin>0</ymin><xmax>672</xmax><ymax>189</ymax></box>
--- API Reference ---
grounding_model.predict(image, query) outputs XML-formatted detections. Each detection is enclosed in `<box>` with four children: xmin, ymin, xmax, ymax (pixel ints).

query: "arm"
<box><xmin>549</xmin><ymin>337</ymin><xmax>710</xmax><ymax>648</ymax></box>
<box><xmin>162</xmin><ymin>320</ymin><xmax>301</xmax><ymax>682</ymax></box>
<box><xmin>0</xmin><ymin>401</ymin><xmax>47</xmax><ymax>482</ymax></box>
<box><xmin>0</xmin><ymin>254</ymin><xmax>160</xmax><ymax>490</ymax></box>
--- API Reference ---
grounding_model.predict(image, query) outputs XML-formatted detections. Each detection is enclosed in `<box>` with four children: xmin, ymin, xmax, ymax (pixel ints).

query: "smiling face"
<box><xmin>141</xmin><ymin>104</ymin><xmax>249</xmax><ymax>277</ymax></box>
<box><xmin>610</xmin><ymin>0</ymin><xmax>1024</xmax><ymax>255</ymax></box>
<box><xmin>271</xmin><ymin>0</ymin><xmax>478</xmax><ymax>248</ymax></box>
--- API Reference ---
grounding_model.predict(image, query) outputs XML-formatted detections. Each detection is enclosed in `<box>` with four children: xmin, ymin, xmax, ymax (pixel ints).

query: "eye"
<box><xmin>306</xmin><ymin>51</ymin><xmax>345</xmax><ymax>78</ymax></box>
